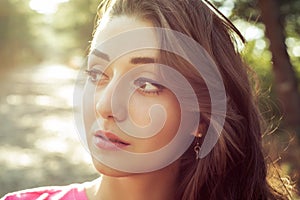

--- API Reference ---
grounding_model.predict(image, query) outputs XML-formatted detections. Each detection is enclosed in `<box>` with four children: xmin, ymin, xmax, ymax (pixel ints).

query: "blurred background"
<box><xmin>0</xmin><ymin>0</ymin><xmax>299</xmax><ymax>198</ymax></box>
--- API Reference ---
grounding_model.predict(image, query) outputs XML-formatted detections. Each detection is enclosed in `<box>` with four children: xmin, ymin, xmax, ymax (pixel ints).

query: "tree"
<box><xmin>218</xmin><ymin>0</ymin><xmax>300</xmax><ymax>136</ymax></box>
<box><xmin>258</xmin><ymin>0</ymin><xmax>300</xmax><ymax>134</ymax></box>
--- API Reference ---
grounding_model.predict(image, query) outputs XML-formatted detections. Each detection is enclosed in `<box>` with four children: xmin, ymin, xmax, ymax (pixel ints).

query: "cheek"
<box><xmin>128</xmin><ymin>94</ymin><xmax>181</xmax><ymax>151</ymax></box>
<box><xmin>128</xmin><ymin>94</ymin><xmax>181</xmax><ymax>127</ymax></box>
<box><xmin>157</xmin><ymin>98</ymin><xmax>181</xmax><ymax>140</ymax></box>
<box><xmin>128</xmin><ymin>96</ymin><xmax>152</xmax><ymax>127</ymax></box>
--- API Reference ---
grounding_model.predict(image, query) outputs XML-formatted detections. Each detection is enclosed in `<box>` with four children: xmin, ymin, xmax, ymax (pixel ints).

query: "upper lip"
<box><xmin>94</xmin><ymin>130</ymin><xmax>130</xmax><ymax>145</ymax></box>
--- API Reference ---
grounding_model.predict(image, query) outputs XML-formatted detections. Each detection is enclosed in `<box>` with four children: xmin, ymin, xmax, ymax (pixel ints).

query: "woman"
<box><xmin>2</xmin><ymin>0</ymin><xmax>291</xmax><ymax>199</ymax></box>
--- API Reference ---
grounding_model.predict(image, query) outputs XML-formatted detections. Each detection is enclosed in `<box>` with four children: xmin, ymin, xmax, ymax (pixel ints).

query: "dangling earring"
<box><xmin>194</xmin><ymin>133</ymin><xmax>203</xmax><ymax>160</ymax></box>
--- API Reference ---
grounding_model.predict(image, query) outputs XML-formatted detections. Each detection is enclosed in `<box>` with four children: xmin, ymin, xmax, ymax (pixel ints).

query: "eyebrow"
<box><xmin>130</xmin><ymin>57</ymin><xmax>155</xmax><ymax>64</ymax></box>
<box><xmin>91</xmin><ymin>49</ymin><xmax>155</xmax><ymax>65</ymax></box>
<box><xmin>91</xmin><ymin>49</ymin><xmax>110</xmax><ymax>61</ymax></box>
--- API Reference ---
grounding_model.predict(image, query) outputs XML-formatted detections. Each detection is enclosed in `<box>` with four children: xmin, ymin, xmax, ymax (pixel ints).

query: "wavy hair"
<box><xmin>93</xmin><ymin>0</ymin><xmax>291</xmax><ymax>199</ymax></box>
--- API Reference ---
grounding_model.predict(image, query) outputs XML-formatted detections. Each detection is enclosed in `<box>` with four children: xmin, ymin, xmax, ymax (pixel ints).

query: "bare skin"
<box><xmin>84</xmin><ymin>15</ymin><xmax>181</xmax><ymax>200</ymax></box>
<box><xmin>85</xmin><ymin>159</ymin><xmax>180</xmax><ymax>200</ymax></box>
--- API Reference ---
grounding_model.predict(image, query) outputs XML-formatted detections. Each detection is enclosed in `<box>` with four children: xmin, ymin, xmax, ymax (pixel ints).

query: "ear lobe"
<box><xmin>197</xmin><ymin>122</ymin><xmax>207</xmax><ymax>136</ymax></box>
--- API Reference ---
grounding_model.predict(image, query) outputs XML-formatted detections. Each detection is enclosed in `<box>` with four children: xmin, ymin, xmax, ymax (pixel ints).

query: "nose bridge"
<box><xmin>95</xmin><ymin>76</ymin><xmax>126</xmax><ymax>121</ymax></box>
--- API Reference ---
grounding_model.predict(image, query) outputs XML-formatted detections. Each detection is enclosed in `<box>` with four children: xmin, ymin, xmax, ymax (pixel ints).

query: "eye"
<box><xmin>134</xmin><ymin>77</ymin><xmax>165</xmax><ymax>95</ymax></box>
<box><xmin>85</xmin><ymin>68</ymin><xmax>108</xmax><ymax>84</ymax></box>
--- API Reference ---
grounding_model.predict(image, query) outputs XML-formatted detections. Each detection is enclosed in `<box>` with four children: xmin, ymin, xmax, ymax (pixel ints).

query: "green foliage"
<box><xmin>0</xmin><ymin>0</ymin><xmax>43</xmax><ymax>68</ymax></box>
<box><xmin>219</xmin><ymin>0</ymin><xmax>300</xmax><ymax>116</ymax></box>
<box><xmin>241</xmin><ymin>39</ymin><xmax>280</xmax><ymax>119</ymax></box>
<box><xmin>0</xmin><ymin>0</ymin><xmax>100</xmax><ymax>68</ymax></box>
<box><xmin>51</xmin><ymin>0</ymin><xmax>99</xmax><ymax>62</ymax></box>
<box><xmin>281</xmin><ymin>0</ymin><xmax>300</xmax><ymax>36</ymax></box>
<box><xmin>213</xmin><ymin>0</ymin><xmax>300</xmax><ymax>75</ymax></box>
<box><xmin>242</xmin><ymin>40</ymin><xmax>272</xmax><ymax>75</ymax></box>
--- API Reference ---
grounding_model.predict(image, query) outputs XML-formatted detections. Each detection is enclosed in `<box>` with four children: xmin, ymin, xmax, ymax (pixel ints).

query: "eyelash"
<box><xmin>85</xmin><ymin>69</ymin><xmax>164</xmax><ymax>95</ymax></box>
<box><xmin>133</xmin><ymin>78</ymin><xmax>164</xmax><ymax>96</ymax></box>
<box><xmin>85</xmin><ymin>69</ymin><xmax>108</xmax><ymax>84</ymax></box>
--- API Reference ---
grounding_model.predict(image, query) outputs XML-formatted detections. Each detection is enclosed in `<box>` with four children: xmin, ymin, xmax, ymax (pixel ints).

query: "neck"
<box><xmin>90</xmin><ymin>161</ymin><xmax>179</xmax><ymax>200</ymax></box>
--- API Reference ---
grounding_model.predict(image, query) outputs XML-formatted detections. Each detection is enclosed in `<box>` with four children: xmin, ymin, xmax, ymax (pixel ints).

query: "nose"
<box><xmin>95</xmin><ymin>80</ymin><xmax>127</xmax><ymax>122</ymax></box>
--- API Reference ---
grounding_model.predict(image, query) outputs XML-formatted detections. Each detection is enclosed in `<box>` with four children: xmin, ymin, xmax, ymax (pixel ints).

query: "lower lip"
<box><xmin>93</xmin><ymin>136</ymin><xmax>128</xmax><ymax>151</ymax></box>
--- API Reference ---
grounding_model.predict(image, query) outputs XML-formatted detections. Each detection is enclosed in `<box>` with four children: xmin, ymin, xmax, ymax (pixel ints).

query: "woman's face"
<box><xmin>82</xmin><ymin>16</ymin><xmax>182</xmax><ymax>176</ymax></box>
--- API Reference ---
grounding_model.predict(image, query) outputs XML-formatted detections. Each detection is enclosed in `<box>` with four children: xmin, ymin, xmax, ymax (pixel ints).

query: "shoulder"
<box><xmin>1</xmin><ymin>181</ymin><xmax>94</xmax><ymax>200</ymax></box>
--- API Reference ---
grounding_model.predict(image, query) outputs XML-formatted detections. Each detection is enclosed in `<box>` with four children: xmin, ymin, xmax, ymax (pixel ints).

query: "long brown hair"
<box><xmin>94</xmin><ymin>0</ymin><xmax>290</xmax><ymax>199</ymax></box>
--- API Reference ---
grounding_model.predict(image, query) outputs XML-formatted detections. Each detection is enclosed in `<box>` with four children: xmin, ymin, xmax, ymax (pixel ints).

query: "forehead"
<box><xmin>91</xmin><ymin>16</ymin><xmax>159</xmax><ymax>58</ymax></box>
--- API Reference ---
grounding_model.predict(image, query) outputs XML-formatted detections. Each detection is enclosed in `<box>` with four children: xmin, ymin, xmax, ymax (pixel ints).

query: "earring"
<box><xmin>194</xmin><ymin>133</ymin><xmax>202</xmax><ymax>160</ymax></box>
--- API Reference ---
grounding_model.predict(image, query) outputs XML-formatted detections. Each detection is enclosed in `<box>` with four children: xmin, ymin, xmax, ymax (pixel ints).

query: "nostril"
<box><xmin>110</xmin><ymin>108</ymin><xmax>127</xmax><ymax>122</ymax></box>
<box><xmin>95</xmin><ymin>99</ymin><xmax>127</xmax><ymax>122</ymax></box>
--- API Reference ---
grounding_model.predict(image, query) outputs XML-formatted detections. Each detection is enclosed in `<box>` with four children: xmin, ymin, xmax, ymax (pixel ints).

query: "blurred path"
<box><xmin>0</xmin><ymin>63</ymin><xmax>98</xmax><ymax>196</ymax></box>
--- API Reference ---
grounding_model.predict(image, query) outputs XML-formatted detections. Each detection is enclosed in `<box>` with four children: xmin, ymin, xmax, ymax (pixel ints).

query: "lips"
<box><xmin>93</xmin><ymin>130</ymin><xmax>130</xmax><ymax>150</ymax></box>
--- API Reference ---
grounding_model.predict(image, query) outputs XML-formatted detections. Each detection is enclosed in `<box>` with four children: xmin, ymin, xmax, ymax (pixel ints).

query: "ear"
<box><xmin>195</xmin><ymin>121</ymin><xmax>207</xmax><ymax>137</ymax></box>
<box><xmin>198</xmin><ymin>122</ymin><xmax>207</xmax><ymax>133</ymax></box>
<box><xmin>192</xmin><ymin>114</ymin><xmax>209</xmax><ymax>136</ymax></box>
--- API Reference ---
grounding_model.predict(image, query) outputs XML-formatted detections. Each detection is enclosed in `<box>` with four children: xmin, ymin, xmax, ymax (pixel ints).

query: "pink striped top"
<box><xmin>2</xmin><ymin>183</ymin><xmax>89</xmax><ymax>200</ymax></box>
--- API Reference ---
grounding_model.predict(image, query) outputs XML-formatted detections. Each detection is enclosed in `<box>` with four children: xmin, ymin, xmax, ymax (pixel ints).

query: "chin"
<box><xmin>91</xmin><ymin>157</ymin><xmax>136</xmax><ymax>177</ymax></box>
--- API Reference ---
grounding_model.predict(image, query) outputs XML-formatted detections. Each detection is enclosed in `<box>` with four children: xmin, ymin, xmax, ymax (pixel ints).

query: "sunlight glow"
<box><xmin>255</xmin><ymin>39</ymin><xmax>267</xmax><ymax>50</ymax></box>
<box><xmin>286</xmin><ymin>37</ymin><xmax>300</xmax><ymax>57</ymax></box>
<box><xmin>31</xmin><ymin>64</ymin><xmax>77</xmax><ymax>83</ymax></box>
<box><xmin>0</xmin><ymin>146</ymin><xmax>40</xmax><ymax>168</ymax></box>
<box><xmin>29</xmin><ymin>0</ymin><xmax>69</xmax><ymax>15</ymax></box>
<box><xmin>41</xmin><ymin>115</ymin><xmax>73</xmax><ymax>134</ymax></box>
<box><xmin>234</xmin><ymin>19</ymin><xmax>264</xmax><ymax>41</ymax></box>
<box><xmin>218</xmin><ymin>1</ymin><xmax>234</xmax><ymax>17</ymax></box>
<box><xmin>292</xmin><ymin>46</ymin><xmax>300</xmax><ymax>57</ymax></box>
